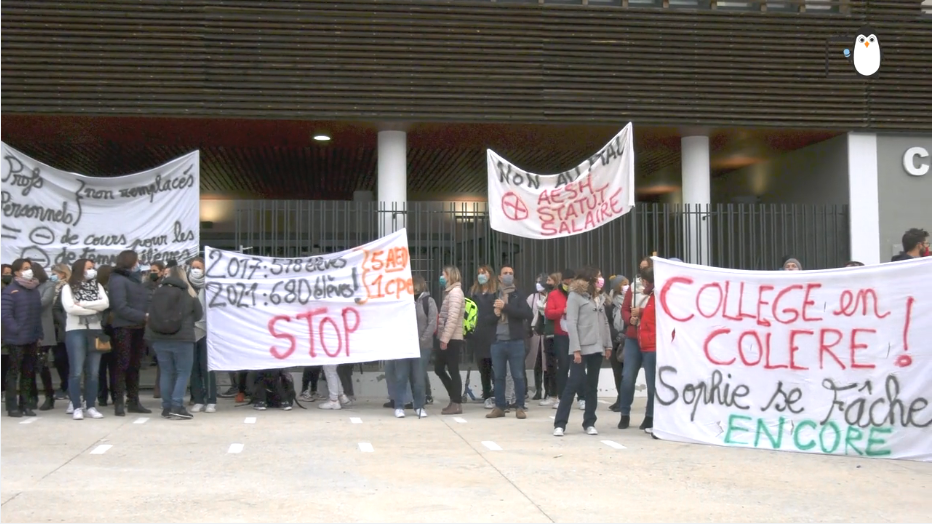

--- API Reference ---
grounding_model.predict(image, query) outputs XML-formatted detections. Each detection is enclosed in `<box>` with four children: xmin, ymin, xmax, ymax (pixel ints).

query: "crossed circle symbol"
<box><xmin>501</xmin><ymin>192</ymin><xmax>529</xmax><ymax>221</ymax></box>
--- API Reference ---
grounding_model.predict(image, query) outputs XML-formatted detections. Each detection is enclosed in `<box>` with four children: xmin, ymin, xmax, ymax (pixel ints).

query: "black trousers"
<box><xmin>254</xmin><ymin>371</ymin><xmax>288</xmax><ymax>405</ymax></box>
<box><xmin>53</xmin><ymin>343</ymin><xmax>69</xmax><ymax>392</ymax></box>
<box><xmin>302</xmin><ymin>366</ymin><xmax>322</xmax><ymax>392</ymax></box>
<box><xmin>478</xmin><ymin>357</ymin><xmax>493</xmax><ymax>399</ymax></box>
<box><xmin>543</xmin><ymin>337</ymin><xmax>558</xmax><ymax>398</ymax></box>
<box><xmin>553</xmin><ymin>352</ymin><xmax>602</xmax><ymax>430</ymax></box>
<box><xmin>610</xmin><ymin>343</ymin><xmax>625</xmax><ymax>403</ymax></box>
<box><xmin>5</xmin><ymin>343</ymin><xmax>38</xmax><ymax>410</ymax></box>
<box><xmin>435</xmin><ymin>339</ymin><xmax>463</xmax><ymax>403</ymax></box>
<box><xmin>338</xmin><ymin>363</ymin><xmax>354</xmax><ymax>397</ymax></box>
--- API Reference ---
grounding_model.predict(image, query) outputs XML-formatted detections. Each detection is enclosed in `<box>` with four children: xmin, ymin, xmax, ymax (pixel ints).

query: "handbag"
<box><xmin>81</xmin><ymin>315</ymin><xmax>112</xmax><ymax>352</ymax></box>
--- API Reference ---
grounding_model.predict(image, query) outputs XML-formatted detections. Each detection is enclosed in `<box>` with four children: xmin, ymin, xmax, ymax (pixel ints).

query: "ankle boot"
<box><xmin>127</xmin><ymin>399</ymin><xmax>152</xmax><ymax>414</ymax></box>
<box><xmin>20</xmin><ymin>405</ymin><xmax>36</xmax><ymax>417</ymax></box>
<box><xmin>114</xmin><ymin>400</ymin><xmax>126</xmax><ymax>417</ymax></box>
<box><xmin>39</xmin><ymin>396</ymin><xmax>55</xmax><ymax>411</ymax></box>
<box><xmin>7</xmin><ymin>409</ymin><xmax>23</xmax><ymax>418</ymax></box>
<box><xmin>441</xmin><ymin>403</ymin><xmax>462</xmax><ymax>415</ymax></box>
<box><xmin>532</xmin><ymin>369</ymin><xmax>543</xmax><ymax>400</ymax></box>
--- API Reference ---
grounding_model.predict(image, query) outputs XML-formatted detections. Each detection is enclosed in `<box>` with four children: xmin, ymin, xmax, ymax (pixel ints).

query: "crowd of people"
<box><xmin>1</xmin><ymin>227</ymin><xmax>928</xmax><ymax>436</ymax></box>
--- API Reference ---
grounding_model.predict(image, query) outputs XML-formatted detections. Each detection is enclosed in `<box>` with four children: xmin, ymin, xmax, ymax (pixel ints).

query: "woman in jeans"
<box><xmin>436</xmin><ymin>265</ymin><xmax>465</xmax><ymax>415</ymax></box>
<box><xmin>1</xmin><ymin>258</ymin><xmax>44</xmax><ymax>417</ymax></box>
<box><xmin>618</xmin><ymin>257</ymin><xmax>654</xmax><ymax>431</ymax></box>
<box><xmin>146</xmin><ymin>266</ymin><xmax>202</xmax><ymax>420</ymax></box>
<box><xmin>186</xmin><ymin>257</ymin><xmax>215</xmax><ymax>413</ymax></box>
<box><xmin>468</xmin><ymin>265</ymin><xmax>498</xmax><ymax>408</ymax></box>
<box><xmin>553</xmin><ymin>266</ymin><xmax>612</xmax><ymax>437</ymax></box>
<box><xmin>108</xmin><ymin>251</ymin><xmax>152</xmax><ymax>416</ymax></box>
<box><xmin>389</xmin><ymin>275</ymin><xmax>436</xmax><ymax>419</ymax></box>
<box><xmin>61</xmin><ymin>259</ymin><xmax>110</xmax><ymax>420</ymax></box>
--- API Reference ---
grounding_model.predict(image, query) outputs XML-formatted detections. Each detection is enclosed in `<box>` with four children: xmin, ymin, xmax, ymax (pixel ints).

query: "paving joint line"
<box><xmin>33</xmin><ymin>416</ymin><xmax>134</xmax><ymax>484</ymax></box>
<box><xmin>439</xmin><ymin>415</ymin><xmax>556</xmax><ymax>523</ymax></box>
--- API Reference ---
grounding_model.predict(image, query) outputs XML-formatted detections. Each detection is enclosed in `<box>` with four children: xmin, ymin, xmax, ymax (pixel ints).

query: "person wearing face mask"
<box><xmin>105</xmin><ymin>251</ymin><xmax>152</xmax><ymax>416</ymax></box>
<box><xmin>606</xmin><ymin>275</ymin><xmax>629</xmax><ymax>412</ymax></box>
<box><xmin>525</xmin><ymin>273</ymin><xmax>550</xmax><ymax>401</ymax></box>
<box><xmin>553</xmin><ymin>266</ymin><xmax>612</xmax><ymax>437</ymax></box>
<box><xmin>1</xmin><ymin>259</ymin><xmax>44</xmax><ymax>417</ymax></box>
<box><xmin>186</xmin><ymin>257</ymin><xmax>216</xmax><ymax>413</ymax></box>
<box><xmin>544</xmin><ymin>268</ymin><xmax>586</xmax><ymax>411</ymax></box>
<box><xmin>618</xmin><ymin>257</ymin><xmax>653</xmax><ymax>430</ymax></box>
<box><xmin>50</xmin><ymin>264</ymin><xmax>72</xmax><ymax>400</ymax></box>
<box><xmin>61</xmin><ymin>259</ymin><xmax>110</xmax><ymax>420</ymax></box>
<box><xmin>485</xmin><ymin>266</ymin><xmax>533</xmax><ymax>420</ymax></box>
<box><xmin>537</xmin><ymin>272</ymin><xmax>561</xmax><ymax>407</ymax></box>
<box><xmin>436</xmin><ymin>265</ymin><xmax>466</xmax><ymax>415</ymax></box>
<box><xmin>634</xmin><ymin>264</ymin><xmax>659</xmax><ymax>435</ymax></box>
<box><xmin>145</xmin><ymin>261</ymin><xmax>166</xmax><ymax>393</ymax></box>
<box><xmin>469</xmin><ymin>264</ymin><xmax>499</xmax><ymax>408</ymax></box>
<box><xmin>1</xmin><ymin>264</ymin><xmax>13</xmax><ymax>287</ymax></box>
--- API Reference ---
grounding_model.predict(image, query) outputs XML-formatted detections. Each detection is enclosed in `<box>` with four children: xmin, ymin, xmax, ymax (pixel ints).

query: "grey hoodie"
<box><xmin>565</xmin><ymin>279</ymin><xmax>612</xmax><ymax>356</ymax></box>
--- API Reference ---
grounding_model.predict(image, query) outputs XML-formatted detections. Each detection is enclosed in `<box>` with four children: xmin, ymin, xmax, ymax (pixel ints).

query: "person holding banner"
<box><xmin>436</xmin><ymin>266</ymin><xmax>466</xmax><ymax>415</ymax></box>
<box><xmin>553</xmin><ymin>267</ymin><xmax>613</xmax><ymax>437</ymax></box>
<box><xmin>617</xmin><ymin>257</ymin><xmax>653</xmax><ymax>431</ymax></box>
<box><xmin>634</xmin><ymin>264</ymin><xmax>657</xmax><ymax>435</ymax></box>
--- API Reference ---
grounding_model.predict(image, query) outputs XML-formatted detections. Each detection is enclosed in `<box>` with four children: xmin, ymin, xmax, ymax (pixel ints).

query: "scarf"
<box><xmin>498</xmin><ymin>283</ymin><xmax>515</xmax><ymax>324</ymax></box>
<box><xmin>187</xmin><ymin>269</ymin><xmax>205</xmax><ymax>291</ymax></box>
<box><xmin>611</xmin><ymin>291</ymin><xmax>625</xmax><ymax>308</ymax></box>
<box><xmin>14</xmin><ymin>277</ymin><xmax>39</xmax><ymax>290</ymax></box>
<box><xmin>72</xmin><ymin>279</ymin><xmax>101</xmax><ymax>302</ymax></box>
<box><xmin>632</xmin><ymin>277</ymin><xmax>650</xmax><ymax>310</ymax></box>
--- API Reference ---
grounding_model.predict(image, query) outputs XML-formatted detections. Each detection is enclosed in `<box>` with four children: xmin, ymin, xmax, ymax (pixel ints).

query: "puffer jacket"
<box><xmin>544</xmin><ymin>286</ymin><xmax>570</xmax><ymax>336</ymax></box>
<box><xmin>109</xmin><ymin>268</ymin><xmax>149</xmax><ymax>328</ymax></box>
<box><xmin>564</xmin><ymin>279</ymin><xmax>612</xmax><ymax>356</ymax></box>
<box><xmin>1</xmin><ymin>279</ymin><xmax>44</xmax><ymax>345</ymax></box>
<box><xmin>438</xmin><ymin>282</ymin><xmax>464</xmax><ymax>344</ymax></box>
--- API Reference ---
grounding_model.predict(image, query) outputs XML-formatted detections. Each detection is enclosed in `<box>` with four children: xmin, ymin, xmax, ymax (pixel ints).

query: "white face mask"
<box><xmin>622</xmin><ymin>285</ymin><xmax>630</xmax><ymax>296</ymax></box>
<box><xmin>535</xmin><ymin>283</ymin><xmax>545</xmax><ymax>293</ymax></box>
<box><xmin>21</xmin><ymin>269</ymin><xmax>34</xmax><ymax>280</ymax></box>
<box><xmin>85</xmin><ymin>269</ymin><xmax>97</xmax><ymax>281</ymax></box>
<box><xmin>190</xmin><ymin>269</ymin><xmax>204</xmax><ymax>279</ymax></box>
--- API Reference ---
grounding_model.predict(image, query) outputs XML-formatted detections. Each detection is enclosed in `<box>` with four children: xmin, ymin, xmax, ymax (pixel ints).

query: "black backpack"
<box><xmin>148</xmin><ymin>284</ymin><xmax>186</xmax><ymax>335</ymax></box>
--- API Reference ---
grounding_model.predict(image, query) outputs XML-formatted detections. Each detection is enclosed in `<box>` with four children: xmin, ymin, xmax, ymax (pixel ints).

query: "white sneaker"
<box><xmin>191</xmin><ymin>404</ymin><xmax>205</xmax><ymax>413</ymax></box>
<box><xmin>484</xmin><ymin>398</ymin><xmax>494</xmax><ymax>409</ymax></box>
<box><xmin>552</xmin><ymin>400</ymin><xmax>560</xmax><ymax>410</ymax></box>
<box><xmin>578</xmin><ymin>400</ymin><xmax>586</xmax><ymax>410</ymax></box>
<box><xmin>299</xmin><ymin>388</ymin><xmax>313</xmax><ymax>401</ymax></box>
<box><xmin>553</xmin><ymin>427</ymin><xmax>565</xmax><ymax>437</ymax></box>
<box><xmin>539</xmin><ymin>397</ymin><xmax>555</xmax><ymax>407</ymax></box>
<box><xmin>415</xmin><ymin>408</ymin><xmax>428</xmax><ymax>418</ymax></box>
<box><xmin>73</xmin><ymin>408</ymin><xmax>84</xmax><ymax>420</ymax></box>
<box><xmin>66</xmin><ymin>402</ymin><xmax>75</xmax><ymax>414</ymax></box>
<box><xmin>86</xmin><ymin>407</ymin><xmax>104</xmax><ymax>419</ymax></box>
<box><xmin>318</xmin><ymin>400</ymin><xmax>342</xmax><ymax>410</ymax></box>
<box><xmin>339</xmin><ymin>395</ymin><xmax>353</xmax><ymax>407</ymax></box>
<box><xmin>586</xmin><ymin>426</ymin><xmax>598</xmax><ymax>435</ymax></box>
<box><xmin>205</xmin><ymin>404</ymin><xmax>217</xmax><ymax>413</ymax></box>
<box><xmin>394</xmin><ymin>408</ymin><xmax>406</xmax><ymax>419</ymax></box>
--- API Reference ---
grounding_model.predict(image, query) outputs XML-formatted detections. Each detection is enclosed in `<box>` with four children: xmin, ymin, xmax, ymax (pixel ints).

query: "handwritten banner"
<box><xmin>1</xmin><ymin>143</ymin><xmax>199</xmax><ymax>267</ymax></box>
<box><xmin>486</xmin><ymin>123</ymin><xmax>635</xmax><ymax>239</ymax></box>
<box><xmin>204</xmin><ymin>229</ymin><xmax>420</xmax><ymax>371</ymax></box>
<box><xmin>652</xmin><ymin>257</ymin><xmax>932</xmax><ymax>462</ymax></box>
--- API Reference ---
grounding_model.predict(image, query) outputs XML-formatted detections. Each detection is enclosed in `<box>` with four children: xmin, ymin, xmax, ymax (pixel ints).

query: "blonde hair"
<box><xmin>412</xmin><ymin>275</ymin><xmax>428</xmax><ymax>294</ymax></box>
<box><xmin>442</xmin><ymin>265</ymin><xmax>462</xmax><ymax>286</ymax></box>
<box><xmin>470</xmin><ymin>264</ymin><xmax>498</xmax><ymax>295</ymax></box>
<box><xmin>169</xmin><ymin>266</ymin><xmax>197</xmax><ymax>298</ymax></box>
<box><xmin>52</xmin><ymin>263</ymin><xmax>72</xmax><ymax>282</ymax></box>
<box><xmin>548</xmin><ymin>272</ymin><xmax>562</xmax><ymax>286</ymax></box>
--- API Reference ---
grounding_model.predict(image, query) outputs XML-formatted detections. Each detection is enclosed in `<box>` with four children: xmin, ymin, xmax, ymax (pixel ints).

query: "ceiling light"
<box><xmin>313</xmin><ymin>134</ymin><xmax>331</xmax><ymax>142</ymax></box>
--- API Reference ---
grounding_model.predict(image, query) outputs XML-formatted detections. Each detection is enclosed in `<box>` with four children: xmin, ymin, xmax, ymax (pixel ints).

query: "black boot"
<box><xmin>39</xmin><ymin>396</ymin><xmax>55</xmax><ymax>411</ymax></box>
<box><xmin>127</xmin><ymin>399</ymin><xmax>152</xmax><ymax>414</ymax></box>
<box><xmin>532</xmin><ymin>369</ymin><xmax>543</xmax><ymax>400</ymax></box>
<box><xmin>618</xmin><ymin>415</ymin><xmax>630</xmax><ymax>429</ymax></box>
<box><xmin>7</xmin><ymin>409</ymin><xmax>23</xmax><ymax>418</ymax></box>
<box><xmin>20</xmin><ymin>404</ymin><xmax>36</xmax><ymax>417</ymax></box>
<box><xmin>114</xmin><ymin>400</ymin><xmax>125</xmax><ymax>417</ymax></box>
<box><xmin>639</xmin><ymin>416</ymin><xmax>653</xmax><ymax>431</ymax></box>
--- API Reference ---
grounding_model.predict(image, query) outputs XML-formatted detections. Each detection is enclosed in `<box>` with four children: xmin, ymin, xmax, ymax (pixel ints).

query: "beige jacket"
<box><xmin>438</xmin><ymin>282</ymin><xmax>464</xmax><ymax>343</ymax></box>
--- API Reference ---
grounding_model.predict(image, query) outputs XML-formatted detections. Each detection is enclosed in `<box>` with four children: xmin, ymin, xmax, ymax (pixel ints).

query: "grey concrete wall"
<box><xmin>712</xmin><ymin>135</ymin><xmax>849</xmax><ymax>205</ymax></box>
<box><xmin>876</xmin><ymin>134</ymin><xmax>932</xmax><ymax>259</ymax></box>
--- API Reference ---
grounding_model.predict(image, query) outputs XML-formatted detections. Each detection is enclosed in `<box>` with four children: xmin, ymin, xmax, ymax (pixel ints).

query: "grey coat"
<box><xmin>565</xmin><ymin>279</ymin><xmax>612</xmax><ymax>356</ymax></box>
<box><xmin>414</xmin><ymin>292</ymin><xmax>438</xmax><ymax>351</ymax></box>
<box><xmin>38</xmin><ymin>280</ymin><xmax>58</xmax><ymax>347</ymax></box>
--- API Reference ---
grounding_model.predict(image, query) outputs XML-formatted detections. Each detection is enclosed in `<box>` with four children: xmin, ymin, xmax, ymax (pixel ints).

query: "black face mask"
<box><xmin>149</xmin><ymin>273</ymin><xmax>160</xmax><ymax>282</ymax></box>
<box><xmin>1</xmin><ymin>275</ymin><xmax>12</xmax><ymax>285</ymax></box>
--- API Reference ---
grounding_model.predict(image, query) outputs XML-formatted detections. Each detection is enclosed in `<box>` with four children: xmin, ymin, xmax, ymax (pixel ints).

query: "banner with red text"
<box><xmin>486</xmin><ymin>123</ymin><xmax>635</xmax><ymax>239</ymax></box>
<box><xmin>653</xmin><ymin>257</ymin><xmax>932</xmax><ymax>462</ymax></box>
<box><xmin>204</xmin><ymin>229</ymin><xmax>420</xmax><ymax>371</ymax></box>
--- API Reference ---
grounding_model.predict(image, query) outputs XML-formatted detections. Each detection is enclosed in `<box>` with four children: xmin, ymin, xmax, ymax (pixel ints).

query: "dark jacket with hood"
<box><xmin>1</xmin><ymin>279</ymin><xmax>44</xmax><ymax>345</ymax></box>
<box><xmin>145</xmin><ymin>277</ymin><xmax>203</xmax><ymax>343</ymax></box>
<box><xmin>109</xmin><ymin>268</ymin><xmax>150</xmax><ymax>328</ymax></box>
<box><xmin>490</xmin><ymin>285</ymin><xmax>533</xmax><ymax>342</ymax></box>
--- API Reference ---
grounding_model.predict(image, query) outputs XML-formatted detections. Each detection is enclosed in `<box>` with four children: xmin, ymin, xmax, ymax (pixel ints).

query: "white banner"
<box><xmin>1</xmin><ymin>143</ymin><xmax>199</xmax><ymax>267</ymax></box>
<box><xmin>653</xmin><ymin>257</ymin><xmax>932</xmax><ymax>462</ymax></box>
<box><xmin>486</xmin><ymin>123</ymin><xmax>635</xmax><ymax>239</ymax></box>
<box><xmin>205</xmin><ymin>229</ymin><xmax>420</xmax><ymax>371</ymax></box>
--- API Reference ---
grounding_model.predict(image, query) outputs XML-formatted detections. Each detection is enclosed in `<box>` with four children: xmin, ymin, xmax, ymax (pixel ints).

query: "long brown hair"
<box><xmin>470</xmin><ymin>264</ymin><xmax>498</xmax><ymax>295</ymax></box>
<box><xmin>68</xmin><ymin>259</ymin><xmax>91</xmax><ymax>290</ymax></box>
<box><xmin>575</xmin><ymin>265</ymin><xmax>600</xmax><ymax>297</ymax></box>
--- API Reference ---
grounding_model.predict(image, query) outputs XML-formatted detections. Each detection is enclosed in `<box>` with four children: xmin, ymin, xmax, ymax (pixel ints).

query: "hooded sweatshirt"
<box><xmin>565</xmin><ymin>279</ymin><xmax>612</xmax><ymax>356</ymax></box>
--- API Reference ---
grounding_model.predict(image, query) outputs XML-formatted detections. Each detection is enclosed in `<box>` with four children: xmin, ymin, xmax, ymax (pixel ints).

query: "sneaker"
<box><xmin>171</xmin><ymin>407</ymin><xmax>194</xmax><ymax>419</ymax></box>
<box><xmin>254</xmin><ymin>402</ymin><xmax>267</xmax><ymax>411</ymax></box>
<box><xmin>161</xmin><ymin>408</ymin><xmax>171</xmax><ymax>418</ymax></box>
<box><xmin>339</xmin><ymin>395</ymin><xmax>353</xmax><ymax>407</ymax></box>
<box><xmin>86</xmin><ymin>408</ymin><xmax>104</xmax><ymax>419</ymax></box>
<box><xmin>425</xmin><ymin>396</ymin><xmax>434</xmax><ymax>405</ymax></box>
<box><xmin>586</xmin><ymin>426</ymin><xmax>599</xmax><ymax>435</ymax></box>
<box><xmin>383</xmin><ymin>401</ymin><xmax>394</xmax><ymax>409</ymax></box>
<box><xmin>577</xmin><ymin>400</ymin><xmax>586</xmax><ymax>411</ymax></box>
<box><xmin>66</xmin><ymin>402</ymin><xmax>75</xmax><ymax>414</ymax></box>
<box><xmin>281</xmin><ymin>402</ymin><xmax>293</xmax><ymax>411</ymax></box>
<box><xmin>394</xmin><ymin>408</ymin><xmax>405</xmax><ymax>418</ymax></box>
<box><xmin>552</xmin><ymin>400</ymin><xmax>560</xmax><ymax>410</ymax></box>
<box><xmin>415</xmin><ymin>408</ymin><xmax>428</xmax><ymax>418</ymax></box>
<box><xmin>486</xmin><ymin>407</ymin><xmax>505</xmax><ymax>419</ymax></box>
<box><xmin>553</xmin><ymin>427</ymin><xmax>565</xmax><ymax>437</ymax></box>
<box><xmin>539</xmin><ymin>397</ymin><xmax>555</xmax><ymax>407</ymax></box>
<box><xmin>645</xmin><ymin>427</ymin><xmax>654</xmax><ymax>435</ymax></box>
<box><xmin>234</xmin><ymin>392</ymin><xmax>246</xmax><ymax>403</ymax></box>
<box><xmin>72</xmin><ymin>408</ymin><xmax>84</xmax><ymax>420</ymax></box>
<box><xmin>54</xmin><ymin>389</ymin><xmax>69</xmax><ymax>400</ymax></box>
<box><xmin>205</xmin><ymin>404</ymin><xmax>217</xmax><ymax>413</ymax></box>
<box><xmin>318</xmin><ymin>400</ymin><xmax>342</xmax><ymax>410</ymax></box>
<box><xmin>483</xmin><ymin>398</ymin><xmax>494</xmax><ymax>409</ymax></box>
<box><xmin>191</xmin><ymin>404</ymin><xmax>205</xmax><ymax>413</ymax></box>
<box><xmin>300</xmin><ymin>388</ymin><xmax>314</xmax><ymax>401</ymax></box>
<box><xmin>219</xmin><ymin>386</ymin><xmax>238</xmax><ymax>399</ymax></box>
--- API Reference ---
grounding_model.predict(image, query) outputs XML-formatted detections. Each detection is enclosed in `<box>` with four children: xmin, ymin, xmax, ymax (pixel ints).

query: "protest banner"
<box><xmin>652</xmin><ymin>257</ymin><xmax>932</xmax><ymax>462</ymax></box>
<box><xmin>205</xmin><ymin>229</ymin><xmax>420</xmax><ymax>371</ymax></box>
<box><xmin>1</xmin><ymin>143</ymin><xmax>199</xmax><ymax>267</ymax></box>
<box><xmin>486</xmin><ymin>123</ymin><xmax>635</xmax><ymax>239</ymax></box>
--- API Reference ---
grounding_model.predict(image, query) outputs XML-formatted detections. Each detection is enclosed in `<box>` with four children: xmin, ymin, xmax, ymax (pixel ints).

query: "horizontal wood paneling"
<box><xmin>2</xmin><ymin>0</ymin><xmax>931</xmax><ymax>129</ymax></box>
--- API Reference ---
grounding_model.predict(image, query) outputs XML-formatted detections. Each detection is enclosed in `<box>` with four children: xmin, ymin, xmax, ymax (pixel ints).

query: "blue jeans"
<box><xmin>420</xmin><ymin>348</ymin><xmax>433</xmax><ymax>398</ymax></box>
<box><xmin>385</xmin><ymin>360</ymin><xmax>413</xmax><ymax>405</ymax></box>
<box><xmin>190</xmin><ymin>337</ymin><xmax>216</xmax><ymax>405</ymax></box>
<box><xmin>554</xmin><ymin>352</ymin><xmax>602</xmax><ymax>430</ymax></box>
<box><xmin>491</xmin><ymin>339</ymin><xmax>526</xmax><ymax>410</ymax></box>
<box><xmin>152</xmin><ymin>341</ymin><xmax>195</xmax><ymax>410</ymax></box>
<box><xmin>389</xmin><ymin>357</ymin><xmax>426</xmax><ymax>410</ymax></box>
<box><xmin>618</xmin><ymin>338</ymin><xmax>657</xmax><ymax>417</ymax></box>
<box><xmin>66</xmin><ymin>330</ymin><xmax>102</xmax><ymax>410</ymax></box>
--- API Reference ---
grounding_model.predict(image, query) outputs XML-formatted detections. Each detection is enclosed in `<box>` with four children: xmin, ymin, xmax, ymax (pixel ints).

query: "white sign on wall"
<box><xmin>903</xmin><ymin>146</ymin><xmax>930</xmax><ymax>176</ymax></box>
<box><xmin>486</xmin><ymin>123</ymin><xmax>635</xmax><ymax>239</ymax></box>
<box><xmin>1</xmin><ymin>143</ymin><xmax>200</xmax><ymax>267</ymax></box>
<box><xmin>652</xmin><ymin>257</ymin><xmax>932</xmax><ymax>462</ymax></box>
<box><xmin>205</xmin><ymin>229</ymin><xmax>420</xmax><ymax>371</ymax></box>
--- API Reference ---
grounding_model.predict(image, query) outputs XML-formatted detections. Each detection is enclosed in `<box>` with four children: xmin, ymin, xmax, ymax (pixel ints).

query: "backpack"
<box><xmin>148</xmin><ymin>284</ymin><xmax>187</xmax><ymax>335</ymax></box>
<box><xmin>463</xmin><ymin>297</ymin><xmax>478</xmax><ymax>336</ymax></box>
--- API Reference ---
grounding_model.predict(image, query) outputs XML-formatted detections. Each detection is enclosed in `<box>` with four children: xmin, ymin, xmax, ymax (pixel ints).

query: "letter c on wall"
<box><xmin>903</xmin><ymin>147</ymin><xmax>930</xmax><ymax>177</ymax></box>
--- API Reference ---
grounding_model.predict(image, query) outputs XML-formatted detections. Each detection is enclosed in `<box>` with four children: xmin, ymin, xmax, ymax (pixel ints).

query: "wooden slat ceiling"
<box><xmin>1</xmin><ymin>0</ymin><xmax>930</xmax><ymax>129</ymax></box>
<box><xmin>0</xmin><ymin>116</ymin><xmax>838</xmax><ymax>199</ymax></box>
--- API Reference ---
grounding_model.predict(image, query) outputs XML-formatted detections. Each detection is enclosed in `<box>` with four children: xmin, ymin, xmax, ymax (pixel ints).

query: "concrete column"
<box><xmin>681</xmin><ymin>135</ymin><xmax>711</xmax><ymax>265</ymax></box>
<box><xmin>847</xmin><ymin>132</ymin><xmax>880</xmax><ymax>265</ymax></box>
<box><xmin>377</xmin><ymin>130</ymin><xmax>407</xmax><ymax>235</ymax></box>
